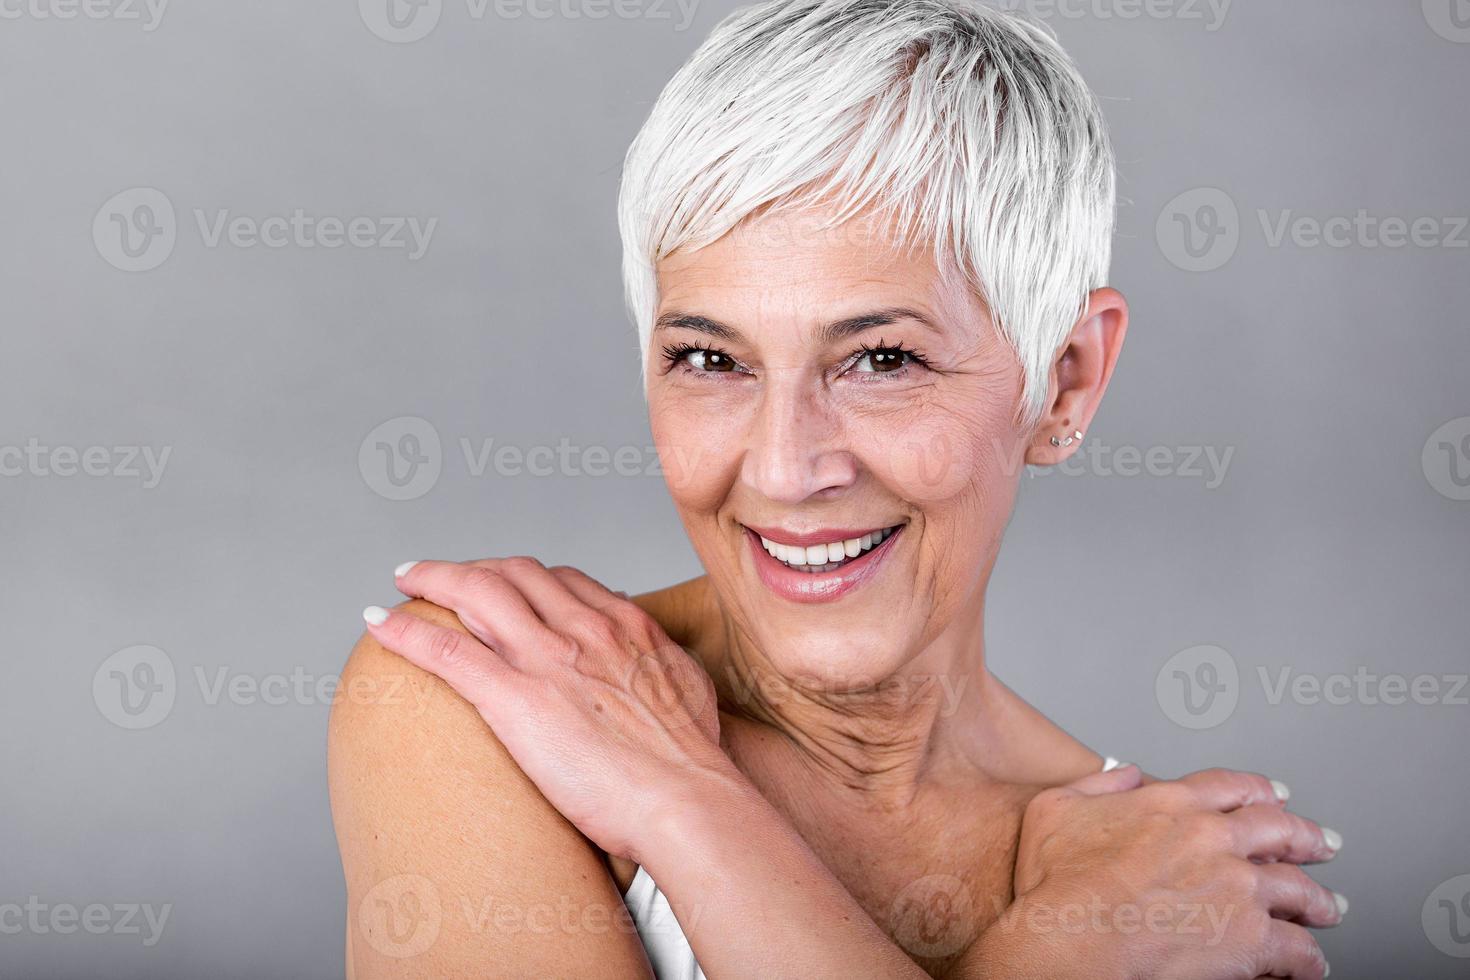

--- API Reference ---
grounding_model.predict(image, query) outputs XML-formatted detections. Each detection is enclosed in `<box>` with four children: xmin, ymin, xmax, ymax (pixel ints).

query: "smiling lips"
<box><xmin>742</xmin><ymin>522</ymin><xmax>905</xmax><ymax>602</ymax></box>
<box><xmin>755</xmin><ymin>526</ymin><xmax>899</xmax><ymax>573</ymax></box>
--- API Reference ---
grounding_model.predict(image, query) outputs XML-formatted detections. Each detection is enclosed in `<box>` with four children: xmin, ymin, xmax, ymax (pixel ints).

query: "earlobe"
<box><xmin>1024</xmin><ymin>288</ymin><xmax>1129</xmax><ymax>467</ymax></box>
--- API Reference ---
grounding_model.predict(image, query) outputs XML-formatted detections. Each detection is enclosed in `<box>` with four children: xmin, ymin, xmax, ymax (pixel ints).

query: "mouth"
<box><xmin>752</xmin><ymin>525</ymin><xmax>901</xmax><ymax>573</ymax></box>
<box><xmin>740</xmin><ymin>522</ymin><xmax>906</xmax><ymax>602</ymax></box>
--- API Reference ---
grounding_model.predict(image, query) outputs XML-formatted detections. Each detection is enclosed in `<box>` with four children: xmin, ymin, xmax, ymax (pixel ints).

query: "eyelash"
<box><xmin>660</xmin><ymin>339</ymin><xmax>931</xmax><ymax>379</ymax></box>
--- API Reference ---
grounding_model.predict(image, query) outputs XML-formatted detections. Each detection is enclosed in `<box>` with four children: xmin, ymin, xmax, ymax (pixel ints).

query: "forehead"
<box><xmin>654</xmin><ymin>209</ymin><xmax>977</xmax><ymax>328</ymax></box>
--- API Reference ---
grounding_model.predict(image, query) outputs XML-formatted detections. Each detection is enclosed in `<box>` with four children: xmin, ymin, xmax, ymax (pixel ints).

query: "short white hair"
<box><xmin>618</xmin><ymin>0</ymin><xmax>1116</xmax><ymax>424</ymax></box>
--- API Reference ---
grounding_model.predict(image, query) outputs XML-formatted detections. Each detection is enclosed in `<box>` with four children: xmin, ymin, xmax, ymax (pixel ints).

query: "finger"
<box><xmin>1229</xmin><ymin>805</ymin><xmax>1341</xmax><ymax>865</ymax></box>
<box><xmin>362</xmin><ymin>604</ymin><xmax>513</xmax><ymax>711</ymax></box>
<box><xmin>548</xmin><ymin>565</ymin><xmax>626</xmax><ymax>612</ymax></box>
<box><xmin>1178</xmin><ymin>768</ymin><xmax>1291</xmax><ymax>812</ymax></box>
<box><xmin>394</xmin><ymin>559</ymin><xmax>553</xmax><ymax>656</ymax></box>
<box><xmin>1061</xmin><ymin>762</ymin><xmax>1144</xmax><ymax>797</ymax></box>
<box><xmin>1254</xmin><ymin>919</ymin><xmax>1330</xmax><ymax>979</ymax></box>
<box><xmin>1253</xmin><ymin>863</ymin><xmax>1348</xmax><ymax>930</ymax></box>
<box><xmin>471</xmin><ymin>555</ymin><xmax>595</xmax><ymax>626</ymax></box>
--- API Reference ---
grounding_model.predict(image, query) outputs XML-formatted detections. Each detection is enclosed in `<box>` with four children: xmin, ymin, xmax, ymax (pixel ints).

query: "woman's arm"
<box><xmin>328</xmin><ymin>600</ymin><xmax>655</xmax><ymax>979</ymax></box>
<box><xmin>356</xmin><ymin>557</ymin><xmax>1342</xmax><ymax>979</ymax></box>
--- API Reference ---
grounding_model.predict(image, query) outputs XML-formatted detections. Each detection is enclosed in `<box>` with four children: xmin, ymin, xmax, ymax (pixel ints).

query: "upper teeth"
<box><xmin>758</xmin><ymin>526</ymin><xmax>895</xmax><ymax>566</ymax></box>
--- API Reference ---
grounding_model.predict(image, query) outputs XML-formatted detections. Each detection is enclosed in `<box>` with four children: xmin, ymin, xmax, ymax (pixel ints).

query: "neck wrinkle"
<box><xmin>712</xmin><ymin>598</ymin><xmax>991</xmax><ymax>805</ymax></box>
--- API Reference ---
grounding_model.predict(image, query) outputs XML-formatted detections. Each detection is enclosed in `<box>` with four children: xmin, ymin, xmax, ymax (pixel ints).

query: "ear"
<box><xmin>1024</xmin><ymin>288</ymin><xmax>1129</xmax><ymax>466</ymax></box>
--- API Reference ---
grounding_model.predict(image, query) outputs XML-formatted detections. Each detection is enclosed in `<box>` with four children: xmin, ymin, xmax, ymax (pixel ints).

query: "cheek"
<box><xmin>648</xmin><ymin>390</ymin><xmax>743</xmax><ymax>511</ymax></box>
<box><xmin>861</xmin><ymin>395</ymin><xmax>1025</xmax><ymax>508</ymax></box>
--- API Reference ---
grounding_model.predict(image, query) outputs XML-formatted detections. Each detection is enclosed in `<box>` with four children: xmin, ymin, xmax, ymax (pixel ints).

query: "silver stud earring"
<box><xmin>1049</xmin><ymin>430</ymin><xmax>1084</xmax><ymax>448</ymax></box>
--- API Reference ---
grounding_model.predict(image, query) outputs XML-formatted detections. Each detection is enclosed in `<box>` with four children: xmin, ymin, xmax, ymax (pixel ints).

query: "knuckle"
<box><xmin>1224</xmin><ymin>860</ymin><xmax>1263</xmax><ymax>903</ymax></box>
<box><xmin>1142</xmin><ymin>780</ymin><xmax>1191</xmax><ymax>810</ymax></box>
<box><xmin>1234</xmin><ymin>904</ymin><xmax>1274</xmax><ymax>951</ymax></box>
<box><xmin>462</xmin><ymin>565</ymin><xmax>504</xmax><ymax>591</ymax></box>
<box><xmin>1183</xmin><ymin>811</ymin><xmax>1230</xmax><ymax>851</ymax></box>
<box><xmin>576</xmin><ymin>614</ymin><xmax>623</xmax><ymax>649</ymax></box>
<box><xmin>609</xmin><ymin>599</ymin><xmax>655</xmax><ymax>632</ymax></box>
<box><xmin>1236</xmin><ymin>771</ymin><xmax>1274</xmax><ymax>801</ymax></box>
<box><xmin>502</xmin><ymin>555</ymin><xmax>545</xmax><ymax>574</ymax></box>
<box><xmin>1025</xmin><ymin>787</ymin><xmax>1067</xmax><ymax>819</ymax></box>
<box><xmin>426</xmin><ymin>629</ymin><xmax>465</xmax><ymax>666</ymax></box>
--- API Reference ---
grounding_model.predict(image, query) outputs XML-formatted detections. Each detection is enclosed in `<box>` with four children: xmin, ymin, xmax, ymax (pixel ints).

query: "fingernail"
<box><xmin>1333</xmin><ymin>892</ymin><xmax>1349</xmax><ymax>918</ymax></box>
<box><xmin>1270</xmin><ymin>779</ymin><xmax>1291</xmax><ymax>802</ymax></box>
<box><xmin>1323</xmin><ymin>961</ymin><xmax>1330</xmax><ymax>977</ymax></box>
<box><xmin>394</xmin><ymin>561</ymin><xmax>420</xmax><ymax>579</ymax></box>
<box><xmin>363</xmin><ymin>605</ymin><xmax>389</xmax><ymax>626</ymax></box>
<box><xmin>1322</xmin><ymin>827</ymin><xmax>1343</xmax><ymax>853</ymax></box>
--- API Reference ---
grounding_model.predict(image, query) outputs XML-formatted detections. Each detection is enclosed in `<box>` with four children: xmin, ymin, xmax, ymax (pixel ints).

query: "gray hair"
<box><xmin>618</xmin><ymin>0</ymin><xmax>1117</xmax><ymax>423</ymax></box>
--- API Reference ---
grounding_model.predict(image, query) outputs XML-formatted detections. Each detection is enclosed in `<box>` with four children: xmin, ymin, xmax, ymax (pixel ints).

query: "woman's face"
<box><xmin>647</xmin><ymin>210</ymin><xmax>1035</xmax><ymax>688</ymax></box>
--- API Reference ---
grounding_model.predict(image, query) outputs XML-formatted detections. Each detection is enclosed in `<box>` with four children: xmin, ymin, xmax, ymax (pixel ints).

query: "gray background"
<box><xmin>2</xmin><ymin>0</ymin><xmax>1467</xmax><ymax>976</ymax></box>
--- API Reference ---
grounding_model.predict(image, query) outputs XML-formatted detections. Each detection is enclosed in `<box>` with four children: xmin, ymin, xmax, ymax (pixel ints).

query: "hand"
<box><xmin>991</xmin><ymin>765</ymin><xmax>1343</xmax><ymax>979</ymax></box>
<box><xmin>361</xmin><ymin>556</ymin><xmax>726</xmax><ymax>863</ymax></box>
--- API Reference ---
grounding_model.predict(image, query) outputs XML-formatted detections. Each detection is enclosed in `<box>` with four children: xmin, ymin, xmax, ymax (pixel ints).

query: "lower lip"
<box><xmin>744</xmin><ymin>525</ymin><xmax>903</xmax><ymax>603</ymax></box>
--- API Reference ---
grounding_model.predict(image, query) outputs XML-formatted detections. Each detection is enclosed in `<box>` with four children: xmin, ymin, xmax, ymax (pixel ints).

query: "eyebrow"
<box><xmin>653</xmin><ymin>307</ymin><xmax>942</xmax><ymax>345</ymax></box>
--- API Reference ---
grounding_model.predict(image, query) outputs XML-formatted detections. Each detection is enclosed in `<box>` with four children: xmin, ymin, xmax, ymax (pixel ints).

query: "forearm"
<box><xmin>947</xmin><ymin>896</ymin><xmax>1118</xmax><ymax>980</ymax></box>
<box><xmin>637</xmin><ymin>765</ymin><xmax>928</xmax><ymax>980</ymax></box>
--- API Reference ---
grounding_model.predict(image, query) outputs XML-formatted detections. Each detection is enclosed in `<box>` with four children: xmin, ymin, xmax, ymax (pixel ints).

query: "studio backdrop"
<box><xmin>2</xmin><ymin>0</ymin><xmax>1467</xmax><ymax>977</ymax></box>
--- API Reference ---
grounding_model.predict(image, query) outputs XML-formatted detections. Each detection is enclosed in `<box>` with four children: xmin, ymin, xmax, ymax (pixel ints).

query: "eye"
<box><xmin>662</xmin><ymin>343</ymin><xmax>742</xmax><ymax>374</ymax></box>
<box><xmin>850</xmin><ymin>342</ymin><xmax>928</xmax><ymax>375</ymax></box>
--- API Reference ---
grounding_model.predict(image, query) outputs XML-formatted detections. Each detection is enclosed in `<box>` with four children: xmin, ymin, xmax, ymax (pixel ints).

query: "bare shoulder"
<box><xmin>327</xmin><ymin>598</ymin><xmax>652</xmax><ymax>979</ymax></box>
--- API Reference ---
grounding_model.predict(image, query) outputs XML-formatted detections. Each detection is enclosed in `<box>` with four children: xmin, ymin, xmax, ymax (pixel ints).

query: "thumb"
<box><xmin>1063</xmin><ymin>762</ymin><xmax>1144</xmax><ymax>797</ymax></box>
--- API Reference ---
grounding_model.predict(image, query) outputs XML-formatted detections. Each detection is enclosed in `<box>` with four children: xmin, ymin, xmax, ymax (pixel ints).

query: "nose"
<box><xmin>738</xmin><ymin>375</ymin><xmax>857</xmax><ymax>503</ymax></box>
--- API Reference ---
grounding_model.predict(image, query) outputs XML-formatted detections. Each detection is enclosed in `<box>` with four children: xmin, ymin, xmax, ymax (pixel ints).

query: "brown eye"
<box><xmin>854</xmin><ymin>348</ymin><xmax>909</xmax><ymax>373</ymax></box>
<box><xmin>689</xmin><ymin>349</ymin><xmax>736</xmax><ymax>372</ymax></box>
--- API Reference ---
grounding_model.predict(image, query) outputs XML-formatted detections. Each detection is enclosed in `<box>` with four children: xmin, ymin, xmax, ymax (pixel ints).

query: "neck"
<box><xmin>710</xmin><ymin>590</ymin><xmax>1000</xmax><ymax>806</ymax></box>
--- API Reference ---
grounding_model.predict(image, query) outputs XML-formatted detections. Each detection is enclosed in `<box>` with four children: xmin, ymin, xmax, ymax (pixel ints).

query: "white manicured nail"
<box><xmin>394</xmin><ymin>561</ymin><xmax>420</xmax><ymax>579</ymax></box>
<box><xmin>1322</xmin><ymin>827</ymin><xmax>1343</xmax><ymax>853</ymax></box>
<box><xmin>363</xmin><ymin>605</ymin><xmax>389</xmax><ymax>626</ymax></box>
<box><xmin>1271</xmin><ymin>779</ymin><xmax>1291</xmax><ymax>802</ymax></box>
<box><xmin>1333</xmin><ymin>892</ymin><xmax>1349</xmax><ymax>917</ymax></box>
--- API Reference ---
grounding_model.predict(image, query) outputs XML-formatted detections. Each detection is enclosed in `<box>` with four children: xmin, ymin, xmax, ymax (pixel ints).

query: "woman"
<box><xmin>329</xmin><ymin>0</ymin><xmax>1345</xmax><ymax>975</ymax></box>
